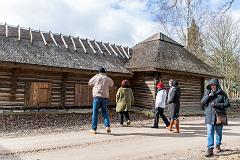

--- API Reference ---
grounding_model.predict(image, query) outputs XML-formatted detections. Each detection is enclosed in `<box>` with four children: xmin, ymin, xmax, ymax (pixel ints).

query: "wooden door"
<box><xmin>75</xmin><ymin>84</ymin><xmax>92</xmax><ymax>107</ymax></box>
<box><xmin>27</xmin><ymin>82</ymin><xmax>52</xmax><ymax>107</ymax></box>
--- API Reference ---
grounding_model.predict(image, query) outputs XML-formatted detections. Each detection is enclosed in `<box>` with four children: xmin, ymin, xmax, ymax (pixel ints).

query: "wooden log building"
<box><xmin>0</xmin><ymin>23</ymin><xmax>221</xmax><ymax>111</ymax></box>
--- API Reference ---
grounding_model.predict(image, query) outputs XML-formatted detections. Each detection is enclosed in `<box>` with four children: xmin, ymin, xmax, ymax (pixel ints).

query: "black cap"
<box><xmin>98</xmin><ymin>67</ymin><xmax>105</xmax><ymax>73</ymax></box>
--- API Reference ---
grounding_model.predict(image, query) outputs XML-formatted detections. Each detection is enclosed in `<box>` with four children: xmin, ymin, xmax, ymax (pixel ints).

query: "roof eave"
<box><xmin>127</xmin><ymin>67</ymin><xmax>224</xmax><ymax>79</ymax></box>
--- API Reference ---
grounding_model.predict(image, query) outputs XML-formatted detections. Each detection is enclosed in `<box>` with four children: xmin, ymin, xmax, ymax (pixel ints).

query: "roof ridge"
<box><xmin>139</xmin><ymin>32</ymin><xmax>183</xmax><ymax>47</ymax></box>
<box><xmin>0</xmin><ymin>22</ymin><xmax>131</xmax><ymax>59</ymax></box>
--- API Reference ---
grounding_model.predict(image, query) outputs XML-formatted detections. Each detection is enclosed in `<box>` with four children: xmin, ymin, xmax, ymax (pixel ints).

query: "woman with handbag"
<box><xmin>201</xmin><ymin>78</ymin><xmax>230</xmax><ymax>157</ymax></box>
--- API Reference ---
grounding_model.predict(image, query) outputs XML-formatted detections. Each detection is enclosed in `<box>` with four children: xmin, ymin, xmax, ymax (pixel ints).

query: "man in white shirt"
<box><xmin>88</xmin><ymin>67</ymin><xmax>114</xmax><ymax>134</ymax></box>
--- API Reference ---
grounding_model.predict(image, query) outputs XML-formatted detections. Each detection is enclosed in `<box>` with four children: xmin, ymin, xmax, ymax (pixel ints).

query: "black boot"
<box><xmin>205</xmin><ymin>148</ymin><xmax>214</xmax><ymax>157</ymax></box>
<box><xmin>152</xmin><ymin>108</ymin><xmax>159</xmax><ymax>128</ymax></box>
<box><xmin>215</xmin><ymin>145</ymin><xmax>221</xmax><ymax>153</ymax></box>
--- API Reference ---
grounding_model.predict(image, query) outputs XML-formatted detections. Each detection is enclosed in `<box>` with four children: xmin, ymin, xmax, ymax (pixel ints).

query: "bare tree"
<box><xmin>147</xmin><ymin>0</ymin><xmax>235</xmax><ymax>45</ymax></box>
<box><xmin>206</xmin><ymin>15</ymin><xmax>240</xmax><ymax>97</ymax></box>
<box><xmin>147</xmin><ymin>0</ymin><xmax>209</xmax><ymax>45</ymax></box>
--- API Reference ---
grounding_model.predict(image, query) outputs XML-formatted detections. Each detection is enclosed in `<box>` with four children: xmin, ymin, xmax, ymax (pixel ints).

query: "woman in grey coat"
<box><xmin>166</xmin><ymin>80</ymin><xmax>181</xmax><ymax>133</ymax></box>
<box><xmin>201</xmin><ymin>78</ymin><xmax>229</xmax><ymax>157</ymax></box>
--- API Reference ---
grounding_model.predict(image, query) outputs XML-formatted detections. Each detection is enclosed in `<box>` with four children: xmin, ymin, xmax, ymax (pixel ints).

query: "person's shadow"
<box><xmin>111</xmin><ymin>123</ymin><xmax>240</xmax><ymax>138</ymax></box>
<box><xmin>0</xmin><ymin>145</ymin><xmax>22</xmax><ymax>160</ymax></box>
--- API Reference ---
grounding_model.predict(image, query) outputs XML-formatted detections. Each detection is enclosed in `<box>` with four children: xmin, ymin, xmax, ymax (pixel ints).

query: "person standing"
<box><xmin>151</xmin><ymin>81</ymin><xmax>170</xmax><ymax>128</ymax></box>
<box><xmin>201</xmin><ymin>78</ymin><xmax>230</xmax><ymax>157</ymax></box>
<box><xmin>166</xmin><ymin>80</ymin><xmax>181</xmax><ymax>133</ymax></box>
<box><xmin>88</xmin><ymin>67</ymin><xmax>114</xmax><ymax>134</ymax></box>
<box><xmin>116</xmin><ymin>80</ymin><xmax>134</xmax><ymax>127</ymax></box>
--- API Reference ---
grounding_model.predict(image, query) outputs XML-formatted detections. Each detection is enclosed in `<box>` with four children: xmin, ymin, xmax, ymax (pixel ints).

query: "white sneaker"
<box><xmin>90</xmin><ymin>129</ymin><xmax>97</xmax><ymax>134</ymax></box>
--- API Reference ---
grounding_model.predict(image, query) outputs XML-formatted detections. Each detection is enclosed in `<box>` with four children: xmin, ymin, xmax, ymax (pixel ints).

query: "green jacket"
<box><xmin>116</xmin><ymin>87</ymin><xmax>134</xmax><ymax>112</ymax></box>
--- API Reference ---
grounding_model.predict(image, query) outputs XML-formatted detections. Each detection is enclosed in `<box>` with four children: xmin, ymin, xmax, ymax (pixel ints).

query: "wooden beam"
<box><xmin>95</xmin><ymin>40</ymin><xmax>103</xmax><ymax>54</ymax></box>
<box><xmin>201</xmin><ymin>78</ymin><xmax>205</xmax><ymax>97</ymax></box>
<box><xmin>127</xmin><ymin>47</ymin><xmax>130</xmax><ymax>57</ymax></box>
<box><xmin>109</xmin><ymin>43</ymin><xmax>118</xmax><ymax>56</ymax></box>
<box><xmin>115</xmin><ymin>45</ymin><xmax>125</xmax><ymax>58</ymax></box>
<box><xmin>61</xmin><ymin>34</ymin><xmax>68</xmax><ymax>49</ymax></box>
<box><xmin>10</xmin><ymin>69</ymin><xmax>17</xmax><ymax>101</ymax></box>
<box><xmin>50</xmin><ymin>31</ymin><xmax>59</xmax><ymax>47</ymax></box>
<box><xmin>121</xmin><ymin>46</ymin><xmax>129</xmax><ymax>59</ymax></box>
<box><xmin>40</xmin><ymin>30</ymin><xmax>47</xmax><ymax>46</ymax></box>
<box><xmin>18</xmin><ymin>25</ymin><xmax>21</xmax><ymax>41</ymax></box>
<box><xmin>102</xmin><ymin>42</ymin><xmax>111</xmax><ymax>55</ymax></box>
<box><xmin>70</xmin><ymin>36</ymin><xmax>77</xmax><ymax>51</ymax></box>
<box><xmin>60</xmin><ymin>73</ymin><xmax>67</xmax><ymax>108</ymax></box>
<box><xmin>78</xmin><ymin>37</ymin><xmax>87</xmax><ymax>53</ymax></box>
<box><xmin>5</xmin><ymin>22</ymin><xmax>8</xmax><ymax>37</ymax></box>
<box><xmin>87</xmin><ymin>39</ymin><xmax>96</xmax><ymax>54</ymax></box>
<box><xmin>29</xmin><ymin>27</ymin><xmax>33</xmax><ymax>43</ymax></box>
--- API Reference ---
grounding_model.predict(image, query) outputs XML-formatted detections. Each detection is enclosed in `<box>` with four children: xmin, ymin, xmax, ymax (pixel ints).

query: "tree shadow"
<box><xmin>0</xmin><ymin>145</ymin><xmax>22</xmax><ymax>160</ymax></box>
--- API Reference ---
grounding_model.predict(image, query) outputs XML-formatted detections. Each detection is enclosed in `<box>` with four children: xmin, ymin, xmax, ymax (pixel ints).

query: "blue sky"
<box><xmin>0</xmin><ymin>0</ymin><xmax>239</xmax><ymax>47</ymax></box>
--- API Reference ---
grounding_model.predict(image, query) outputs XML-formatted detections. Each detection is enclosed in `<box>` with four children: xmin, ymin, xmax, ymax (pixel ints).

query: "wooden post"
<box><xmin>109</xmin><ymin>43</ymin><xmax>118</xmax><ymax>56</ymax></box>
<box><xmin>50</xmin><ymin>31</ymin><xmax>59</xmax><ymax>47</ymax></box>
<box><xmin>201</xmin><ymin>78</ymin><xmax>205</xmax><ymax>97</ymax></box>
<box><xmin>61</xmin><ymin>34</ymin><xmax>68</xmax><ymax>49</ymax></box>
<box><xmin>18</xmin><ymin>25</ymin><xmax>21</xmax><ymax>40</ymax></box>
<box><xmin>60</xmin><ymin>73</ymin><xmax>67</xmax><ymax>108</ymax></box>
<box><xmin>154</xmin><ymin>72</ymin><xmax>160</xmax><ymax>98</ymax></box>
<box><xmin>10</xmin><ymin>69</ymin><xmax>17</xmax><ymax>101</ymax></box>
<box><xmin>87</xmin><ymin>39</ymin><xmax>96</xmax><ymax>54</ymax></box>
<box><xmin>121</xmin><ymin>46</ymin><xmax>129</xmax><ymax>59</ymax></box>
<box><xmin>102</xmin><ymin>42</ymin><xmax>111</xmax><ymax>55</ymax></box>
<box><xmin>5</xmin><ymin>22</ymin><xmax>8</xmax><ymax>37</ymax></box>
<box><xmin>115</xmin><ymin>45</ymin><xmax>125</xmax><ymax>58</ymax></box>
<box><xmin>95</xmin><ymin>40</ymin><xmax>103</xmax><ymax>54</ymax></box>
<box><xmin>78</xmin><ymin>37</ymin><xmax>87</xmax><ymax>53</ymax></box>
<box><xmin>40</xmin><ymin>30</ymin><xmax>48</xmax><ymax>46</ymax></box>
<box><xmin>70</xmin><ymin>36</ymin><xmax>77</xmax><ymax>51</ymax></box>
<box><xmin>29</xmin><ymin>27</ymin><xmax>33</xmax><ymax>43</ymax></box>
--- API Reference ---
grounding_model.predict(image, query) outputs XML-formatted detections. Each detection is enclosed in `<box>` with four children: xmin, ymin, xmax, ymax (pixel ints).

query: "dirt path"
<box><xmin>0</xmin><ymin>118</ymin><xmax>240</xmax><ymax>160</ymax></box>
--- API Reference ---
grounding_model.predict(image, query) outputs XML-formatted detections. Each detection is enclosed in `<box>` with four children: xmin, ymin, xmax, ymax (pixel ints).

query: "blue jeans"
<box><xmin>92</xmin><ymin>97</ymin><xmax>110</xmax><ymax>130</ymax></box>
<box><xmin>207</xmin><ymin>124</ymin><xmax>223</xmax><ymax>149</ymax></box>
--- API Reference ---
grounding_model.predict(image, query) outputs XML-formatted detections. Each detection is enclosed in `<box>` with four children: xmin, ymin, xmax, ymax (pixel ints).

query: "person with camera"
<box><xmin>201</xmin><ymin>78</ymin><xmax>230</xmax><ymax>157</ymax></box>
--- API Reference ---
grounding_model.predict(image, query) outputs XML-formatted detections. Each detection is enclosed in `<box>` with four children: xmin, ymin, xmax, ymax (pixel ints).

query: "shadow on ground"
<box><xmin>111</xmin><ymin>123</ymin><xmax>240</xmax><ymax>138</ymax></box>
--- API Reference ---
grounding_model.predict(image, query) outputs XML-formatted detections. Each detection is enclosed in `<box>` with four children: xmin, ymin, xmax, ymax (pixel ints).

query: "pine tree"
<box><xmin>187</xmin><ymin>19</ymin><xmax>207</xmax><ymax>62</ymax></box>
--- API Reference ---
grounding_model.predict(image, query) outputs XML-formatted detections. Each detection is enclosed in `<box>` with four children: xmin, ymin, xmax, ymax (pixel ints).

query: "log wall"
<box><xmin>0</xmin><ymin>68</ymin><xmax>125</xmax><ymax>109</ymax></box>
<box><xmin>131</xmin><ymin>72</ymin><xmax>156</xmax><ymax>108</ymax></box>
<box><xmin>160</xmin><ymin>73</ymin><xmax>204</xmax><ymax>108</ymax></box>
<box><xmin>132</xmin><ymin>72</ymin><xmax>205</xmax><ymax>109</ymax></box>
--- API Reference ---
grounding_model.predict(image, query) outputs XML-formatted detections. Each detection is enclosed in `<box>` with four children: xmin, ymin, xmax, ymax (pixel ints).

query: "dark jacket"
<box><xmin>201</xmin><ymin>78</ymin><xmax>230</xmax><ymax>125</ymax></box>
<box><xmin>167</xmin><ymin>80</ymin><xmax>181</xmax><ymax>119</ymax></box>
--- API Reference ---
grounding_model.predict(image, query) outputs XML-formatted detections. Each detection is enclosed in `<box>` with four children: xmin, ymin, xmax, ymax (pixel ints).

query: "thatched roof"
<box><xmin>126</xmin><ymin>33</ymin><xmax>221</xmax><ymax>77</ymax></box>
<box><xmin>0</xmin><ymin>24</ymin><xmax>220</xmax><ymax>78</ymax></box>
<box><xmin>0</xmin><ymin>23</ymin><xmax>131</xmax><ymax>74</ymax></box>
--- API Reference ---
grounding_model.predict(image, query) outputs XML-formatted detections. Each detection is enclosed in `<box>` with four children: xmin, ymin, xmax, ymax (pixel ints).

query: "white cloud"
<box><xmin>0</xmin><ymin>0</ymin><xmax>160</xmax><ymax>46</ymax></box>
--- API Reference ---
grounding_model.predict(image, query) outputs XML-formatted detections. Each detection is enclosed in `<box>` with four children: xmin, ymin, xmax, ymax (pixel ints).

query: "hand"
<box><xmin>211</xmin><ymin>101</ymin><xmax>216</xmax><ymax>108</ymax></box>
<box><xmin>208</xmin><ymin>91</ymin><xmax>215</xmax><ymax>97</ymax></box>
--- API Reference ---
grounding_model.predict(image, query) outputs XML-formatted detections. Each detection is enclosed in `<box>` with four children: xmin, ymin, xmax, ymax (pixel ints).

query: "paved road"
<box><xmin>0</xmin><ymin>118</ymin><xmax>240</xmax><ymax>160</ymax></box>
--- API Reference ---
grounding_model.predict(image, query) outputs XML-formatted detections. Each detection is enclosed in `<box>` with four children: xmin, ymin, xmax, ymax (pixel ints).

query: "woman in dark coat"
<box><xmin>166</xmin><ymin>80</ymin><xmax>181</xmax><ymax>133</ymax></box>
<box><xmin>201</xmin><ymin>78</ymin><xmax>229</xmax><ymax>157</ymax></box>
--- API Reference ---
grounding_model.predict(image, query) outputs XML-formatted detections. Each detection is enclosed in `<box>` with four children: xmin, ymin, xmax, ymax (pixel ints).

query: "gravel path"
<box><xmin>0</xmin><ymin>117</ymin><xmax>239</xmax><ymax>160</ymax></box>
